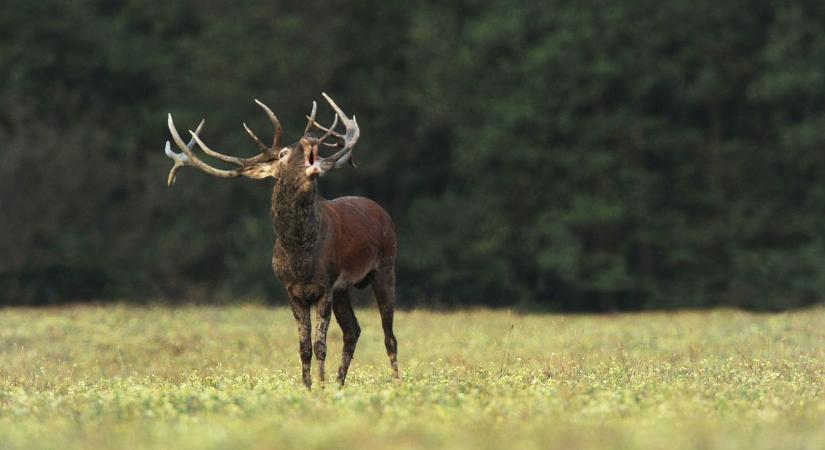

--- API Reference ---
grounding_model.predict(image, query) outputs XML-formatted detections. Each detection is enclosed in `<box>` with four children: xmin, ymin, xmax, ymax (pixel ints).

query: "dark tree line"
<box><xmin>1</xmin><ymin>0</ymin><xmax>823</xmax><ymax>310</ymax></box>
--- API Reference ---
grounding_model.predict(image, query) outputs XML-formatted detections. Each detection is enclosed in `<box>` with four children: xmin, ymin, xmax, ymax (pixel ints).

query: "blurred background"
<box><xmin>1</xmin><ymin>0</ymin><xmax>823</xmax><ymax>310</ymax></box>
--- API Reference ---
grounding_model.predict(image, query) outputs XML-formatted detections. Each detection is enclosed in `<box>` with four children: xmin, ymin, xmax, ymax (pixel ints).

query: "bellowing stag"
<box><xmin>164</xmin><ymin>94</ymin><xmax>398</xmax><ymax>389</ymax></box>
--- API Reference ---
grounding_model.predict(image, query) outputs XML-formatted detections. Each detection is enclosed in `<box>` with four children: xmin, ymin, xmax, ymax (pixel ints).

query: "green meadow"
<box><xmin>0</xmin><ymin>306</ymin><xmax>823</xmax><ymax>449</ymax></box>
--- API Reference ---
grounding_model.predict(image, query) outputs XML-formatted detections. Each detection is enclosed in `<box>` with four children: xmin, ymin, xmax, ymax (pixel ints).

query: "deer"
<box><xmin>163</xmin><ymin>93</ymin><xmax>398</xmax><ymax>389</ymax></box>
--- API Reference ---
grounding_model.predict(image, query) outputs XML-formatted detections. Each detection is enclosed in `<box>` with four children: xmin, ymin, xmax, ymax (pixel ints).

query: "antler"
<box><xmin>243</xmin><ymin>99</ymin><xmax>283</xmax><ymax>159</ymax></box>
<box><xmin>304</xmin><ymin>92</ymin><xmax>360</xmax><ymax>170</ymax></box>
<box><xmin>164</xmin><ymin>99</ymin><xmax>284</xmax><ymax>186</ymax></box>
<box><xmin>165</xmin><ymin>116</ymin><xmax>246</xmax><ymax>186</ymax></box>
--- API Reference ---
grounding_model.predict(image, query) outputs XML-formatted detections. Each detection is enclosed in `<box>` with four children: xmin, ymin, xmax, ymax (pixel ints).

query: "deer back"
<box><xmin>320</xmin><ymin>196</ymin><xmax>396</xmax><ymax>290</ymax></box>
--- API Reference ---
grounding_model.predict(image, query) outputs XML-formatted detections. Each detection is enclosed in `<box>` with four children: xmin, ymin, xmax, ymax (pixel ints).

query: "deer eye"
<box><xmin>278</xmin><ymin>148</ymin><xmax>290</xmax><ymax>160</ymax></box>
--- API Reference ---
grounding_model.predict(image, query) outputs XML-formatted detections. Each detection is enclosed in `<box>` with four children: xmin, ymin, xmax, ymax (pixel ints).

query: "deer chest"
<box><xmin>272</xmin><ymin>242</ymin><xmax>328</xmax><ymax>289</ymax></box>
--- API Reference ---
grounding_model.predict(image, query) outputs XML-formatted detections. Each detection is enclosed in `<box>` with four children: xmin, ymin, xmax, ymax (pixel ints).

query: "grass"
<box><xmin>0</xmin><ymin>305</ymin><xmax>823</xmax><ymax>449</ymax></box>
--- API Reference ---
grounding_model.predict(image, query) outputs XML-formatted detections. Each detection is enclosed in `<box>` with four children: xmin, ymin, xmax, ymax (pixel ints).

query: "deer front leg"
<box><xmin>290</xmin><ymin>300</ymin><xmax>313</xmax><ymax>390</ymax></box>
<box><xmin>314</xmin><ymin>295</ymin><xmax>333</xmax><ymax>385</ymax></box>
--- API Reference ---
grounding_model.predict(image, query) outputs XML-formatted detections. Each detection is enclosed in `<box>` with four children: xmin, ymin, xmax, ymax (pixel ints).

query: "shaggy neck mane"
<box><xmin>271</xmin><ymin>176</ymin><xmax>322</xmax><ymax>252</ymax></box>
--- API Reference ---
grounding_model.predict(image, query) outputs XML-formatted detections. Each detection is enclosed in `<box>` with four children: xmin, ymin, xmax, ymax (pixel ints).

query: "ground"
<box><xmin>0</xmin><ymin>305</ymin><xmax>823</xmax><ymax>449</ymax></box>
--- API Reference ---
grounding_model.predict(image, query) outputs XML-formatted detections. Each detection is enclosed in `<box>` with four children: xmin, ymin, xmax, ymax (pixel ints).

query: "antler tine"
<box><xmin>318</xmin><ymin>114</ymin><xmax>339</xmax><ymax>143</ymax></box>
<box><xmin>304</xmin><ymin>101</ymin><xmax>318</xmax><ymax>135</ymax></box>
<box><xmin>253</xmin><ymin>99</ymin><xmax>282</xmax><ymax>157</ymax></box>
<box><xmin>243</xmin><ymin>122</ymin><xmax>269</xmax><ymax>153</ymax></box>
<box><xmin>192</xmin><ymin>119</ymin><xmax>206</xmax><ymax>139</ymax></box>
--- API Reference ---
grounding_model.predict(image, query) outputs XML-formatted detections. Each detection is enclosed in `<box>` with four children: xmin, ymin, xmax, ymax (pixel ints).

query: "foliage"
<box><xmin>0</xmin><ymin>1</ymin><xmax>824</xmax><ymax>309</ymax></box>
<box><xmin>0</xmin><ymin>306</ymin><xmax>823</xmax><ymax>449</ymax></box>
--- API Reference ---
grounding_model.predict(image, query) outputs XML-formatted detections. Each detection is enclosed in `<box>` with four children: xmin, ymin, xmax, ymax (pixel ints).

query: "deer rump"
<box><xmin>321</xmin><ymin>196</ymin><xmax>396</xmax><ymax>291</ymax></box>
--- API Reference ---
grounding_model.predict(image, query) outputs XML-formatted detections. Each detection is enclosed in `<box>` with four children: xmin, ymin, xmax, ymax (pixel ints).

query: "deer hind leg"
<box><xmin>332</xmin><ymin>288</ymin><xmax>360</xmax><ymax>386</ymax></box>
<box><xmin>290</xmin><ymin>300</ymin><xmax>313</xmax><ymax>390</ymax></box>
<box><xmin>313</xmin><ymin>295</ymin><xmax>333</xmax><ymax>386</ymax></box>
<box><xmin>371</xmin><ymin>265</ymin><xmax>399</xmax><ymax>379</ymax></box>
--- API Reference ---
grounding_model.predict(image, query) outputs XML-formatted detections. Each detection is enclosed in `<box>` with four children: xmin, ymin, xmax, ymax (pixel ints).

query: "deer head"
<box><xmin>164</xmin><ymin>93</ymin><xmax>359</xmax><ymax>187</ymax></box>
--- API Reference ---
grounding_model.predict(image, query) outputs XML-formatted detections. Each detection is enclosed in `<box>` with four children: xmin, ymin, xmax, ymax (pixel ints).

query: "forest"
<box><xmin>1</xmin><ymin>0</ymin><xmax>824</xmax><ymax>310</ymax></box>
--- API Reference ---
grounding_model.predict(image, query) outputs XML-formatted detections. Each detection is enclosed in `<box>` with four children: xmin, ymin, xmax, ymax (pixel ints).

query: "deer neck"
<box><xmin>271</xmin><ymin>178</ymin><xmax>323</xmax><ymax>252</ymax></box>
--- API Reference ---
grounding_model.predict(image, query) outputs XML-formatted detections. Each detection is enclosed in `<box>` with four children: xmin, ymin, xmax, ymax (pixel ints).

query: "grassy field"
<box><xmin>0</xmin><ymin>305</ymin><xmax>823</xmax><ymax>450</ymax></box>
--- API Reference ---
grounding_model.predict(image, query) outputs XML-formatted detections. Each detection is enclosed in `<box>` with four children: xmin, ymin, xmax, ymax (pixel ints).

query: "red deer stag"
<box><xmin>163</xmin><ymin>94</ymin><xmax>398</xmax><ymax>389</ymax></box>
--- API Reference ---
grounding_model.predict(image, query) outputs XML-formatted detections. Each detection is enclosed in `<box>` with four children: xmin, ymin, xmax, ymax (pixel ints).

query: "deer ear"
<box><xmin>239</xmin><ymin>162</ymin><xmax>279</xmax><ymax>179</ymax></box>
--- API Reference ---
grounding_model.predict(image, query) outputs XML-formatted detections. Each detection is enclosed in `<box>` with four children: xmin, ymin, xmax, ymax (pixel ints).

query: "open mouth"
<box><xmin>304</xmin><ymin>143</ymin><xmax>318</xmax><ymax>167</ymax></box>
